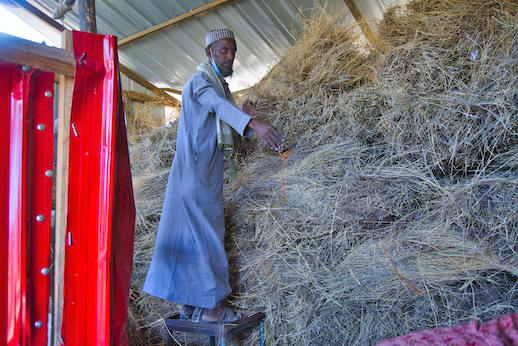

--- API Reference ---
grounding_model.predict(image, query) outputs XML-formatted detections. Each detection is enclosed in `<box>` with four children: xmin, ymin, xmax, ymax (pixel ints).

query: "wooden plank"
<box><xmin>161</xmin><ymin>87</ymin><xmax>182</xmax><ymax>96</ymax></box>
<box><xmin>342</xmin><ymin>0</ymin><xmax>376</xmax><ymax>44</ymax></box>
<box><xmin>0</xmin><ymin>32</ymin><xmax>75</xmax><ymax>76</ymax></box>
<box><xmin>124</xmin><ymin>90</ymin><xmax>179</xmax><ymax>107</ymax></box>
<box><xmin>119</xmin><ymin>64</ymin><xmax>180</xmax><ymax>104</ymax></box>
<box><xmin>118</xmin><ymin>0</ymin><xmax>242</xmax><ymax>48</ymax></box>
<box><xmin>52</xmin><ymin>29</ymin><xmax>73</xmax><ymax>346</ymax></box>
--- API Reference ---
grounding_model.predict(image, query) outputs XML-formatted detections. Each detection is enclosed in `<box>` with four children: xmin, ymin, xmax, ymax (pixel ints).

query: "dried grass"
<box><xmin>124</xmin><ymin>94</ymin><xmax>166</xmax><ymax>139</ymax></box>
<box><xmin>127</xmin><ymin>0</ymin><xmax>518</xmax><ymax>345</ymax></box>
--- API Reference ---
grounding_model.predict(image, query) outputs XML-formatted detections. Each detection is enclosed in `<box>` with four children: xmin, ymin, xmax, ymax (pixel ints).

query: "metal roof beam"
<box><xmin>118</xmin><ymin>0</ymin><xmax>243</xmax><ymax>48</ymax></box>
<box><xmin>342</xmin><ymin>0</ymin><xmax>375</xmax><ymax>43</ymax></box>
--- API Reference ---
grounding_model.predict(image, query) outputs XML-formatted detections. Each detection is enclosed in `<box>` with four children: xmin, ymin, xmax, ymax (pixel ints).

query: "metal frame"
<box><xmin>0</xmin><ymin>30</ymin><xmax>135</xmax><ymax>346</ymax></box>
<box><xmin>165</xmin><ymin>312</ymin><xmax>266</xmax><ymax>346</ymax></box>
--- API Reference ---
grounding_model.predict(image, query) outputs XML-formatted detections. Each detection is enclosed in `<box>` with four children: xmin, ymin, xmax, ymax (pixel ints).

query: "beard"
<box><xmin>217</xmin><ymin>60</ymin><xmax>233</xmax><ymax>77</ymax></box>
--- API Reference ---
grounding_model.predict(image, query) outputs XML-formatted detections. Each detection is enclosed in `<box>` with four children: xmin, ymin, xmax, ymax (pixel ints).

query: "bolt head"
<box><xmin>34</xmin><ymin>320</ymin><xmax>43</xmax><ymax>328</ymax></box>
<box><xmin>37</xmin><ymin>124</ymin><xmax>46</xmax><ymax>131</ymax></box>
<box><xmin>22</xmin><ymin>65</ymin><xmax>31</xmax><ymax>72</ymax></box>
<box><xmin>36</xmin><ymin>215</ymin><xmax>45</xmax><ymax>222</ymax></box>
<box><xmin>45</xmin><ymin>170</ymin><xmax>53</xmax><ymax>177</ymax></box>
<box><xmin>44</xmin><ymin>90</ymin><xmax>53</xmax><ymax>98</ymax></box>
<box><xmin>41</xmin><ymin>267</ymin><xmax>49</xmax><ymax>275</ymax></box>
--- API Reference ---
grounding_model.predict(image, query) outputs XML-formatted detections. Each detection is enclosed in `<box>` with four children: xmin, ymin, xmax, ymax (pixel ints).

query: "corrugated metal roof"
<box><xmin>24</xmin><ymin>0</ymin><xmax>400</xmax><ymax>94</ymax></box>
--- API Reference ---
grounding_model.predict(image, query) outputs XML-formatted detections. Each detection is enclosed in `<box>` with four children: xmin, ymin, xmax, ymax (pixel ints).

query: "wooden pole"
<box><xmin>52</xmin><ymin>29</ymin><xmax>74</xmax><ymax>346</ymax></box>
<box><xmin>78</xmin><ymin>0</ymin><xmax>96</xmax><ymax>33</ymax></box>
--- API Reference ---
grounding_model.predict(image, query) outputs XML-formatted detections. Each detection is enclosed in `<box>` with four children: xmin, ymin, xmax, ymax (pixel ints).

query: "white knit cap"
<box><xmin>205</xmin><ymin>28</ymin><xmax>235</xmax><ymax>48</ymax></box>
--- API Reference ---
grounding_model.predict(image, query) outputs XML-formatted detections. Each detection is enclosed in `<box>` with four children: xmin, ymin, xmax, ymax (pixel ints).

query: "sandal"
<box><xmin>191</xmin><ymin>306</ymin><xmax>242</xmax><ymax>324</ymax></box>
<box><xmin>179</xmin><ymin>305</ymin><xmax>194</xmax><ymax>320</ymax></box>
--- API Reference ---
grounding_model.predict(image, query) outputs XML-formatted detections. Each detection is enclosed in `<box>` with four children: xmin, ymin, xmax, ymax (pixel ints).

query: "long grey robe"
<box><xmin>143</xmin><ymin>71</ymin><xmax>253</xmax><ymax>309</ymax></box>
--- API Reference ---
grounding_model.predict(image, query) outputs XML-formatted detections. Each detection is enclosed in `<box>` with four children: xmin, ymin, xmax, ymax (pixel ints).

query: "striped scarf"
<box><xmin>197</xmin><ymin>61</ymin><xmax>241</xmax><ymax>177</ymax></box>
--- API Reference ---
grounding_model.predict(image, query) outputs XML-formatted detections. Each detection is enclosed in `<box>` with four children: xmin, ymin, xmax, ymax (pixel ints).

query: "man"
<box><xmin>143</xmin><ymin>28</ymin><xmax>284</xmax><ymax>323</ymax></box>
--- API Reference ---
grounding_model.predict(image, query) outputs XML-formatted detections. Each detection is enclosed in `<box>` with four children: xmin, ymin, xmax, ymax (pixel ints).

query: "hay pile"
<box><xmin>127</xmin><ymin>0</ymin><xmax>518</xmax><ymax>344</ymax></box>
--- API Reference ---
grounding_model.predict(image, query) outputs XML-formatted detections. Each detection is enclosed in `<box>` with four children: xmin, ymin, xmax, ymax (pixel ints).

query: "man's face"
<box><xmin>209</xmin><ymin>38</ymin><xmax>237</xmax><ymax>77</ymax></box>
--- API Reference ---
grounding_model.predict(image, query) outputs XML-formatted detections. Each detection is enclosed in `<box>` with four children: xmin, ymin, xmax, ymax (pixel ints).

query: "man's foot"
<box><xmin>192</xmin><ymin>305</ymin><xmax>241</xmax><ymax>323</ymax></box>
<box><xmin>180</xmin><ymin>305</ymin><xmax>195</xmax><ymax>319</ymax></box>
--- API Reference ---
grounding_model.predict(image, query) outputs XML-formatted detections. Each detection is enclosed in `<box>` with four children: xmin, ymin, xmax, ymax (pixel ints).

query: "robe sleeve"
<box><xmin>191</xmin><ymin>73</ymin><xmax>254</xmax><ymax>138</ymax></box>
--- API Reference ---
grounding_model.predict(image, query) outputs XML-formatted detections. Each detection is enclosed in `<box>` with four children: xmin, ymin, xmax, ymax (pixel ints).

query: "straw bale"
<box><xmin>127</xmin><ymin>0</ymin><xmax>518</xmax><ymax>344</ymax></box>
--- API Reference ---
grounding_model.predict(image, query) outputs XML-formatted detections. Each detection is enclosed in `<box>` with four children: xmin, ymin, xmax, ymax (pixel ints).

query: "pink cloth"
<box><xmin>376</xmin><ymin>314</ymin><xmax>518</xmax><ymax>346</ymax></box>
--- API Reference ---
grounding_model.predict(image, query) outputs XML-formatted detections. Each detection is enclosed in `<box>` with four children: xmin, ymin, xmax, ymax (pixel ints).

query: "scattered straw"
<box><xmin>381</xmin><ymin>240</ymin><xmax>423</xmax><ymax>293</ymax></box>
<box><xmin>279</xmin><ymin>150</ymin><xmax>291</xmax><ymax>201</ymax></box>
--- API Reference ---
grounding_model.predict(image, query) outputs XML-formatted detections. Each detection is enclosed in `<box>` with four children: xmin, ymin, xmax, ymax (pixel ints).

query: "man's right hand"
<box><xmin>242</xmin><ymin>98</ymin><xmax>264</xmax><ymax>117</ymax></box>
<box><xmin>247</xmin><ymin>118</ymin><xmax>284</xmax><ymax>151</ymax></box>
